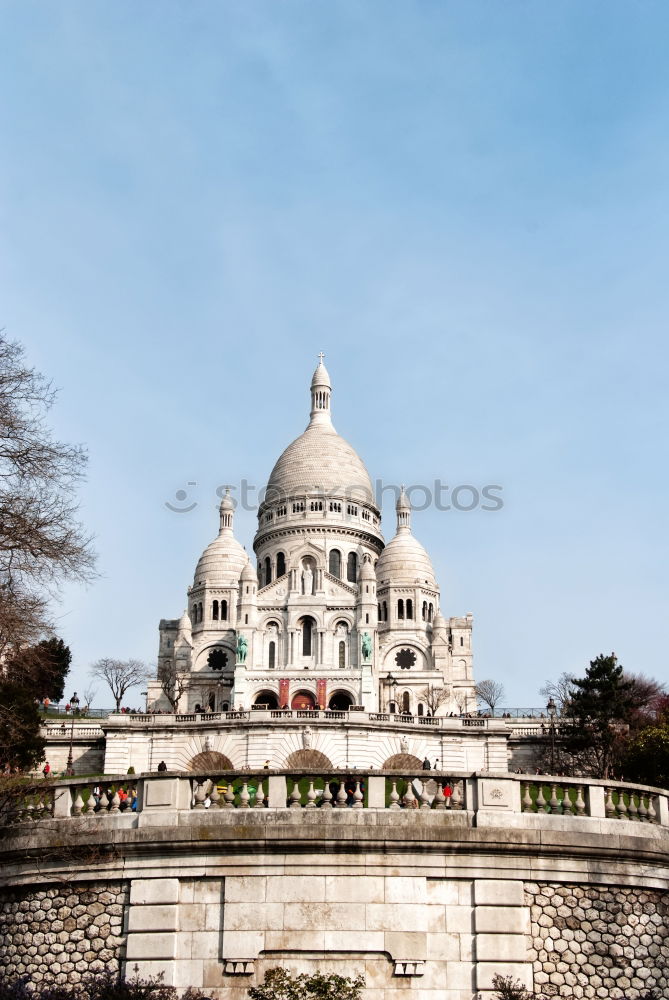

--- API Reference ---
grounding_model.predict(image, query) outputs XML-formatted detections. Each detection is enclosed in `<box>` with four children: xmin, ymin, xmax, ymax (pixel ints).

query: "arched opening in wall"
<box><xmin>199</xmin><ymin>603</ymin><xmax>203</xmax><ymax>623</ymax></box>
<box><xmin>406</xmin><ymin>599</ymin><xmax>413</xmax><ymax>620</ymax></box>
<box><xmin>300</xmin><ymin>616</ymin><xmax>315</xmax><ymax>657</ymax></box>
<box><xmin>338</xmin><ymin>640</ymin><xmax>346</xmax><ymax>669</ymax></box>
<box><xmin>276</xmin><ymin>551</ymin><xmax>286</xmax><ymax>577</ymax></box>
<box><xmin>268</xmin><ymin>641</ymin><xmax>276</xmax><ymax>669</ymax></box>
<box><xmin>347</xmin><ymin>552</ymin><xmax>358</xmax><ymax>582</ymax></box>
<box><xmin>254</xmin><ymin>690</ymin><xmax>278</xmax><ymax>709</ymax></box>
<box><xmin>401</xmin><ymin>691</ymin><xmax>411</xmax><ymax>714</ymax></box>
<box><xmin>382</xmin><ymin>753</ymin><xmax>422</xmax><ymax>770</ymax></box>
<box><xmin>291</xmin><ymin>690</ymin><xmax>316</xmax><ymax>710</ymax></box>
<box><xmin>328</xmin><ymin>690</ymin><xmax>353</xmax><ymax>711</ymax></box>
<box><xmin>389</xmin><ymin>701</ymin><xmax>397</xmax><ymax>714</ymax></box>
<box><xmin>222</xmin><ymin>702</ymin><xmax>229</xmax><ymax>712</ymax></box>
<box><xmin>192</xmin><ymin>604</ymin><xmax>197</xmax><ymax>623</ymax></box>
<box><xmin>285</xmin><ymin>749</ymin><xmax>332</xmax><ymax>769</ymax></box>
<box><xmin>417</xmin><ymin>703</ymin><xmax>424</xmax><ymax>717</ymax></box>
<box><xmin>221</xmin><ymin>599</ymin><xmax>228</xmax><ymax>621</ymax></box>
<box><xmin>383</xmin><ymin>601</ymin><xmax>388</xmax><ymax>622</ymax></box>
<box><xmin>212</xmin><ymin>600</ymin><xmax>219</xmax><ymax>620</ymax></box>
<box><xmin>264</xmin><ymin>557</ymin><xmax>272</xmax><ymax>586</ymax></box>
<box><xmin>208</xmin><ymin>692</ymin><xmax>215</xmax><ymax>711</ymax></box>
<box><xmin>422</xmin><ymin>601</ymin><xmax>427</xmax><ymax>621</ymax></box>
<box><xmin>329</xmin><ymin>549</ymin><xmax>341</xmax><ymax>578</ymax></box>
<box><xmin>189</xmin><ymin>751</ymin><xmax>233</xmax><ymax>772</ymax></box>
<box><xmin>428</xmin><ymin>603</ymin><xmax>433</xmax><ymax>622</ymax></box>
<box><xmin>398</xmin><ymin>599</ymin><xmax>404</xmax><ymax>620</ymax></box>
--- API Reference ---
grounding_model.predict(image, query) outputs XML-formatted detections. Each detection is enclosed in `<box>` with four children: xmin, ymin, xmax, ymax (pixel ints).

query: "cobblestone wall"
<box><xmin>526</xmin><ymin>882</ymin><xmax>669</xmax><ymax>999</ymax></box>
<box><xmin>0</xmin><ymin>881</ymin><xmax>127</xmax><ymax>986</ymax></box>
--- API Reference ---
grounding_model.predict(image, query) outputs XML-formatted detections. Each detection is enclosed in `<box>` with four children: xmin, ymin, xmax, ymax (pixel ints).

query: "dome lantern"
<box><xmin>309</xmin><ymin>352</ymin><xmax>332</xmax><ymax>428</ymax></box>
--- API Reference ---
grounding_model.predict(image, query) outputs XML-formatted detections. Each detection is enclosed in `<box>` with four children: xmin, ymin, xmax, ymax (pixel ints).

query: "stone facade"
<box><xmin>0</xmin><ymin>881</ymin><xmax>127</xmax><ymax>986</ymax></box>
<box><xmin>526</xmin><ymin>882</ymin><xmax>669</xmax><ymax>998</ymax></box>
<box><xmin>146</xmin><ymin>358</ymin><xmax>477</xmax><ymax>728</ymax></box>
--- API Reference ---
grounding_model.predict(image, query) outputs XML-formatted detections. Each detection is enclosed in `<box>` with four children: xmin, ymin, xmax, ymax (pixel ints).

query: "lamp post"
<box><xmin>385</xmin><ymin>672</ymin><xmax>397</xmax><ymax>713</ymax></box>
<box><xmin>66</xmin><ymin>692</ymin><xmax>80</xmax><ymax>776</ymax></box>
<box><xmin>546</xmin><ymin>696</ymin><xmax>557</xmax><ymax>774</ymax></box>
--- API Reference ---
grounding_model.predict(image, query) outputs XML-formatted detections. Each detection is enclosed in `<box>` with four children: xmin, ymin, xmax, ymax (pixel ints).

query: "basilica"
<box><xmin>147</xmin><ymin>357</ymin><xmax>477</xmax><ymax>719</ymax></box>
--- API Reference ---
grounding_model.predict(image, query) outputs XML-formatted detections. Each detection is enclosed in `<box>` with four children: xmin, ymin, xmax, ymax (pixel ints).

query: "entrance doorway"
<box><xmin>291</xmin><ymin>691</ymin><xmax>316</xmax><ymax>710</ymax></box>
<box><xmin>328</xmin><ymin>691</ymin><xmax>353</xmax><ymax>711</ymax></box>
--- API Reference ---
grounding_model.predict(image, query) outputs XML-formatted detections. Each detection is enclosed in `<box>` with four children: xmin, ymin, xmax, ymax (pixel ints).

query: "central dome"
<box><xmin>263</xmin><ymin>358</ymin><xmax>374</xmax><ymax>505</ymax></box>
<box><xmin>266</xmin><ymin>424</ymin><xmax>374</xmax><ymax>503</ymax></box>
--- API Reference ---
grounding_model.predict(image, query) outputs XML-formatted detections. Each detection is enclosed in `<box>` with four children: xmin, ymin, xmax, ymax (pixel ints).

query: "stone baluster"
<box><xmin>253</xmin><ymin>783</ymin><xmax>266</xmax><ymax>809</ymax></box>
<box><xmin>109</xmin><ymin>791</ymin><xmax>121</xmax><ymax>814</ymax></box>
<box><xmin>521</xmin><ymin>783</ymin><xmax>533</xmax><ymax>813</ymax></box>
<box><xmin>402</xmin><ymin>780</ymin><xmax>417</xmax><ymax>810</ymax></box>
<box><xmin>223</xmin><ymin>783</ymin><xmax>235</xmax><ymax>809</ymax></box>
<box><xmin>193</xmin><ymin>781</ymin><xmax>207</xmax><ymax>809</ymax></box>
<box><xmin>209</xmin><ymin>782</ymin><xmax>221</xmax><ymax>809</ymax></box>
<box><xmin>389</xmin><ymin>780</ymin><xmax>400</xmax><ymax>810</ymax></box>
<box><xmin>335</xmin><ymin>781</ymin><xmax>348</xmax><ymax>809</ymax></box>
<box><xmin>574</xmin><ymin>785</ymin><xmax>586</xmax><ymax>816</ymax></box>
<box><xmin>433</xmin><ymin>785</ymin><xmax>446</xmax><ymax>810</ymax></box>
<box><xmin>419</xmin><ymin>783</ymin><xmax>431</xmax><ymax>810</ymax></box>
<box><xmin>320</xmin><ymin>782</ymin><xmax>333</xmax><ymax>809</ymax></box>
<box><xmin>616</xmin><ymin>789</ymin><xmax>628</xmax><ymax>820</ymax></box>
<box><xmin>604</xmin><ymin>787</ymin><xmax>616</xmax><ymax>818</ymax></box>
<box><xmin>647</xmin><ymin>795</ymin><xmax>658</xmax><ymax>824</ymax></box>
<box><xmin>289</xmin><ymin>780</ymin><xmax>302</xmax><ymax>809</ymax></box>
<box><xmin>239</xmin><ymin>782</ymin><xmax>251</xmax><ymax>809</ymax></box>
<box><xmin>627</xmin><ymin>791</ymin><xmax>638</xmax><ymax>822</ymax></box>
<box><xmin>561</xmin><ymin>785</ymin><xmax>573</xmax><ymax>815</ymax></box>
<box><xmin>98</xmin><ymin>790</ymin><xmax>109</xmax><ymax>813</ymax></box>
<box><xmin>305</xmin><ymin>781</ymin><xmax>317</xmax><ymax>808</ymax></box>
<box><xmin>352</xmin><ymin>781</ymin><xmax>363</xmax><ymax>809</ymax></box>
<box><xmin>72</xmin><ymin>789</ymin><xmax>85</xmax><ymax>816</ymax></box>
<box><xmin>450</xmin><ymin>781</ymin><xmax>463</xmax><ymax>810</ymax></box>
<box><xmin>637</xmin><ymin>792</ymin><xmax>648</xmax><ymax>823</ymax></box>
<box><xmin>549</xmin><ymin>784</ymin><xmax>561</xmax><ymax>814</ymax></box>
<box><xmin>536</xmin><ymin>784</ymin><xmax>549</xmax><ymax>812</ymax></box>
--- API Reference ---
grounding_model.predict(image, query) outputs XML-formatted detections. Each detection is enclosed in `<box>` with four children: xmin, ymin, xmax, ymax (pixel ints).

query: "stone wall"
<box><xmin>526</xmin><ymin>882</ymin><xmax>669</xmax><ymax>998</ymax></box>
<box><xmin>0</xmin><ymin>881</ymin><xmax>127</xmax><ymax>987</ymax></box>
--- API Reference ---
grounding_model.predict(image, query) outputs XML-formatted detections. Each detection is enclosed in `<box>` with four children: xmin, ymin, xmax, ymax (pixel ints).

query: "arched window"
<box><xmin>378</xmin><ymin>603</ymin><xmax>382</xmax><ymax>620</ymax></box>
<box><xmin>418</xmin><ymin>703</ymin><xmax>424</xmax><ymax>717</ymax></box>
<box><xmin>212</xmin><ymin>600</ymin><xmax>219</xmax><ymax>621</ymax></box>
<box><xmin>302</xmin><ymin>617</ymin><xmax>314</xmax><ymax>656</ymax></box>
<box><xmin>276</xmin><ymin>552</ymin><xmax>286</xmax><ymax>577</ymax></box>
<box><xmin>198</xmin><ymin>603</ymin><xmax>203</xmax><ymax>623</ymax></box>
<box><xmin>221</xmin><ymin>599</ymin><xmax>228</xmax><ymax>621</ymax></box>
<box><xmin>389</xmin><ymin>701</ymin><xmax>397</xmax><ymax>714</ymax></box>
<box><xmin>268</xmin><ymin>641</ymin><xmax>276</xmax><ymax>669</ymax></box>
<box><xmin>422</xmin><ymin>601</ymin><xmax>427</xmax><ymax>621</ymax></box>
<box><xmin>329</xmin><ymin>549</ymin><xmax>341</xmax><ymax>578</ymax></box>
<box><xmin>398</xmin><ymin>599</ymin><xmax>404</xmax><ymax>620</ymax></box>
<box><xmin>406</xmin><ymin>599</ymin><xmax>413</xmax><ymax>620</ymax></box>
<box><xmin>338</xmin><ymin>640</ymin><xmax>346</xmax><ymax>668</ymax></box>
<box><xmin>346</xmin><ymin>552</ymin><xmax>358</xmax><ymax>582</ymax></box>
<box><xmin>192</xmin><ymin>604</ymin><xmax>197</xmax><ymax>623</ymax></box>
<box><xmin>428</xmin><ymin>603</ymin><xmax>433</xmax><ymax>622</ymax></box>
<box><xmin>383</xmin><ymin>601</ymin><xmax>388</xmax><ymax>622</ymax></box>
<box><xmin>264</xmin><ymin>557</ymin><xmax>272</xmax><ymax>586</ymax></box>
<box><xmin>402</xmin><ymin>691</ymin><xmax>410</xmax><ymax>714</ymax></box>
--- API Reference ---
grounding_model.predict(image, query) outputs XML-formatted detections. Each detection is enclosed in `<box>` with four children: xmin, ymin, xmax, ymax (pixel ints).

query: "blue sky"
<box><xmin>1</xmin><ymin>1</ymin><xmax>668</xmax><ymax>708</ymax></box>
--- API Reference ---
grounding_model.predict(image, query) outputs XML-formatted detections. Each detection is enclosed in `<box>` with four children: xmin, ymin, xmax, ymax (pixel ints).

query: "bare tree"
<box><xmin>0</xmin><ymin>336</ymin><xmax>96</xmax><ymax>656</ymax></box>
<box><xmin>417</xmin><ymin>685</ymin><xmax>450</xmax><ymax>716</ymax></box>
<box><xmin>475</xmin><ymin>679</ymin><xmax>505</xmax><ymax>714</ymax></box>
<box><xmin>539</xmin><ymin>672</ymin><xmax>576</xmax><ymax>715</ymax></box>
<box><xmin>82</xmin><ymin>683</ymin><xmax>97</xmax><ymax>712</ymax></box>
<box><xmin>157</xmin><ymin>660</ymin><xmax>185</xmax><ymax>712</ymax></box>
<box><xmin>89</xmin><ymin>658</ymin><xmax>146</xmax><ymax>712</ymax></box>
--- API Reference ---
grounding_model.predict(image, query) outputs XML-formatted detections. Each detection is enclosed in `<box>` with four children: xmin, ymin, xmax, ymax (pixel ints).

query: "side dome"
<box><xmin>375</xmin><ymin>487</ymin><xmax>437</xmax><ymax>588</ymax></box>
<box><xmin>193</xmin><ymin>496</ymin><xmax>247</xmax><ymax>586</ymax></box>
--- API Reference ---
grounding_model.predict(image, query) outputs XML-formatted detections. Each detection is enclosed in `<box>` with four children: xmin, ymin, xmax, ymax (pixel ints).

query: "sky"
<box><xmin>1</xmin><ymin>1</ymin><xmax>668</xmax><ymax>710</ymax></box>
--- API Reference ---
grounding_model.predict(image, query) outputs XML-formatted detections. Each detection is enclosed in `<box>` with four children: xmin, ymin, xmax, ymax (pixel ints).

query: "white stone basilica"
<box><xmin>147</xmin><ymin>358</ymin><xmax>477</xmax><ymax>719</ymax></box>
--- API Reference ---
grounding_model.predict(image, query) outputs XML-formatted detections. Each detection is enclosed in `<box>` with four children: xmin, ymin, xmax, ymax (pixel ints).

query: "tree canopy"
<box><xmin>248</xmin><ymin>968</ymin><xmax>364</xmax><ymax>1000</ymax></box>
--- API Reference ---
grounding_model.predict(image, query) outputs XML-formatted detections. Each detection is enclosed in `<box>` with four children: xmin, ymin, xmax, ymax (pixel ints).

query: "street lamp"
<box><xmin>546</xmin><ymin>696</ymin><xmax>557</xmax><ymax>774</ymax></box>
<box><xmin>66</xmin><ymin>692</ymin><xmax>80</xmax><ymax>775</ymax></box>
<box><xmin>385</xmin><ymin>672</ymin><xmax>398</xmax><ymax>713</ymax></box>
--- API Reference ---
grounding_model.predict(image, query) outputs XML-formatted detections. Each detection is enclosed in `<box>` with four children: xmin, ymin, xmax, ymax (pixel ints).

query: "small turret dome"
<box><xmin>240</xmin><ymin>559</ymin><xmax>257</xmax><ymax>582</ymax></box>
<box><xmin>177</xmin><ymin>610</ymin><xmax>192</xmax><ymax>633</ymax></box>
<box><xmin>194</xmin><ymin>498</ymin><xmax>246</xmax><ymax>586</ymax></box>
<box><xmin>311</xmin><ymin>356</ymin><xmax>331</xmax><ymax>389</ymax></box>
<box><xmin>360</xmin><ymin>554</ymin><xmax>375</xmax><ymax>580</ymax></box>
